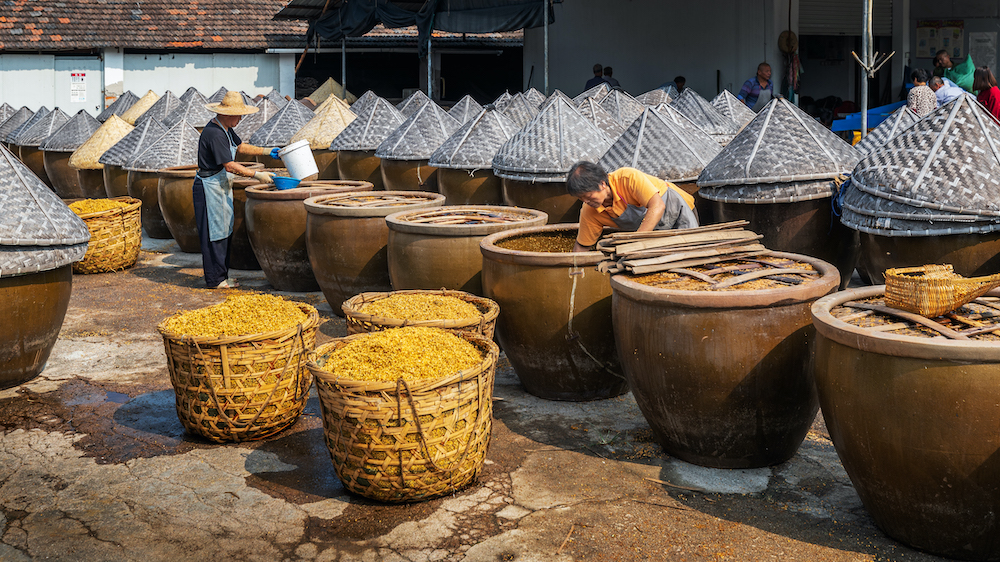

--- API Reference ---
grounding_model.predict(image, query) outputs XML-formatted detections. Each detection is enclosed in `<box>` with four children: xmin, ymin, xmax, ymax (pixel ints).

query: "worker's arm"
<box><xmin>573</xmin><ymin>241</ymin><xmax>592</xmax><ymax>253</ymax></box>
<box><xmin>635</xmin><ymin>191</ymin><xmax>666</xmax><ymax>232</ymax></box>
<box><xmin>223</xmin><ymin>160</ymin><xmax>261</xmax><ymax>178</ymax></box>
<box><xmin>236</xmin><ymin>143</ymin><xmax>274</xmax><ymax>158</ymax></box>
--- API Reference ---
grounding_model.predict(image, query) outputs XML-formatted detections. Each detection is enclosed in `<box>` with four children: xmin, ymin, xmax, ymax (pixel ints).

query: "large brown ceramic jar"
<box><xmin>857</xmin><ymin>231</ymin><xmax>1000</xmax><ymax>285</ymax></box>
<box><xmin>706</xmin><ymin>198</ymin><xmax>859</xmax><ymax>288</ymax></box>
<box><xmin>17</xmin><ymin>145</ymin><xmax>52</xmax><ymax>187</ymax></box>
<box><xmin>336</xmin><ymin>150</ymin><xmax>384</xmax><ymax>190</ymax></box>
<box><xmin>501</xmin><ymin>179</ymin><xmax>581</xmax><ymax>224</ymax></box>
<box><xmin>76</xmin><ymin>169</ymin><xmax>107</xmax><ymax>199</ymax></box>
<box><xmin>1</xmin><ymin>266</ymin><xmax>73</xmax><ymax>389</ymax></box>
<box><xmin>380</xmin><ymin>158</ymin><xmax>439</xmax><ymax>192</ymax></box>
<box><xmin>812</xmin><ymin>286</ymin><xmax>1000</xmax><ymax>560</ymax></box>
<box><xmin>103</xmin><ymin>164</ymin><xmax>129</xmax><ymax>198</ymax></box>
<box><xmin>304</xmin><ymin>191</ymin><xmax>444</xmax><ymax>315</ymax></box>
<box><xmin>313</xmin><ymin>148</ymin><xmax>339</xmax><ymax>179</ymax></box>
<box><xmin>245</xmin><ymin>181</ymin><xmax>372</xmax><ymax>292</ymax></box>
<box><xmin>481</xmin><ymin>224</ymin><xmax>627</xmax><ymax>401</ymax></box>
<box><xmin>158</xmin><ymin>164</ymin><xmax>264</xmax><ymax>254</ymax></box>
<box><xmin>43</xmin><ymin>150</ymin><xmax>81</xmax><ymax>199</ymax></box>
<box><xmin>386</xmin><ymin>206</ymin><xmax>547</xmax><ymax>296</ymax></box>
<box><xmin>127</xmin><ymin>169</ymin><xmax>173</xmax><ymax>239</ymax></box>
<box><xmin>611</xmin><ymin>253</ymin><xmax>839</xmax><ymax>468</ymax></box>
<box><xmin>438</xmin><ymin>168</ymin><xmax>503</xmax><ymax>205</ymax></box>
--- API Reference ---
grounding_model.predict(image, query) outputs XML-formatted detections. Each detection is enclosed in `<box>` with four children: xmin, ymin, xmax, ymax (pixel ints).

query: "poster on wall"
<box><xmin>916</xmin><ymin>20</ymin><xmax>964</xmax><ymax>58</ymax></box>
<box><xmin>970</xmin><ymin>32</ymin><xmax>997</xmax><ymax>72</ymax></box>
<box><xmin>70</xmin><ymin>73</ymin><xmax>86</xmax><ymax>103</ymax></box>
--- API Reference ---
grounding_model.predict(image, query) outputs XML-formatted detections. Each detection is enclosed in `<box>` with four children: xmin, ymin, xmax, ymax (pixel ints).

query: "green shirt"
<box><xmin>945</xmin><ymin>54</ymin><xmax>975</xmax><ymax>92</ymax></box>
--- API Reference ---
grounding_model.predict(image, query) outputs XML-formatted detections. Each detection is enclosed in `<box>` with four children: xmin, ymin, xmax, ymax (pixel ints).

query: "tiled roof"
<box><xmin>0</xmin><ymin>0</ymin><xmax>309</xmax><ymax>51</ymax></box>
<box><xmin>356</xmin><ymin>24</ymin><xmax>522</xmax><ymax>47</ymax></box>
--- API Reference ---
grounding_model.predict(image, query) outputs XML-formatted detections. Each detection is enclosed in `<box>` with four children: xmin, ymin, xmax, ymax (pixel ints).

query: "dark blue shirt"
<box><xmin>197</xmin><ymin>119</ymin><xmax>241</xmax><ymax>177</ymax></box>
<box><xmin>737</xmin><ymin>78</ymin><xmax>774</xmax><ymax>108</ymax></box>
<box><xmin>585</xmin><ymin>76</ymin><xmax>606</xmax><ymax>90</ymax></box>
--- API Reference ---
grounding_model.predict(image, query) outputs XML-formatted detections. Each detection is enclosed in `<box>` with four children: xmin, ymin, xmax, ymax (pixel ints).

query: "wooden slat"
<box><xmin>842</xmin><ymin>301</ymin><xmax>969</xmax><ymax>340</ymax></box>
<box><xmin>623</xmin><ymin>244</ymin><xmax>766</xmax><ymax>268</ymax></box>
<box><xmin>606</xmin><ymin>220</ymin><xmax>749</xmax><ymax>241</ymax></box>
<box><xmin>713</xmin><ymin>268</ymin><xmax>819</xmax><ymax>289</ymax></box>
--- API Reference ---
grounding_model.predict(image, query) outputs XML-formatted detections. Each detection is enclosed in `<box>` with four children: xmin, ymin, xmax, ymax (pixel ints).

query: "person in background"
<box><xmin>975</xmin><ymin>66</ymin><xmax>1000</xmax><ymax>123</ymax></box>
<box><xmin>603</xmin><ymin>66</ymin><xmax>621</xmax><ymax>88</ymax></box>
<box><xmin>566</xmin><ymin>162</ymin><xmax>698</xmax><ymax>253</ymax></box>
<box><xmin>196</xmin><ymin>91</ymin><xmax>277</xmax><ymax>289</ymax></box>
<box><xmin>585</xmin><ymin>64</ymin><xmax>605</xmax><ymax>90</ymax></box>
<box><xmin>929</xmin><ymin>75</ymin><xmax>965</xmax><ymax>106</ymax></box>
<box><xmin>907</xmin><ymin>69</ymin><xmax>938</xmax><ymax>116</ymax></box>
<box><xmin>657</xmin><ymin>76</ymin><xmax>685</xmax><ymax>94</ymax></box>
<box><xmin>934</xmin><ymin>49</ymin><xmax>975</xmax><ymax>92</ymax></box>
<box><xmin>737</xmin><ymin>62</ymin><xmax>774</xmax><ymax>109</ymax></box>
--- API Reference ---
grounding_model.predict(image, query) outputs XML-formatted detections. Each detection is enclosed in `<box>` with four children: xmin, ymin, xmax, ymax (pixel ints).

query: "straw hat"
<box><xmin>205</xmin><ymin>91</ymin><xmax>259</xmax><ymax>116</ymax></box>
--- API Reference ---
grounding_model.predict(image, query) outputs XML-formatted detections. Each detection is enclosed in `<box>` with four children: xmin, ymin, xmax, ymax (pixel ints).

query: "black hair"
<box><xmin>673</xmin><ymin>76</ymin><xmax>686</xmax><ymax>84</ymax></box>
<box><xmin>911</xmin><ymin>68</ymin><xmax>929</xmax><ymax>84</ymax></box>
<box><xmin>566</xmin><ymin>161</ymin><xmax>608</xmax><ymax>196</ymax></box>
<box><xmin>593</xmin><ymin>63</ymin><xmax>603</xmax><ymax>75</ymax></box>
<box><xmin>603</xmin><ymin>66</ymin><xmax>613</xmax><ymax>76</ymax></box>
<box><xmin>974</xmin><ymin>66</ymin><xmax>998</xmax><ymax>92</ymax></box>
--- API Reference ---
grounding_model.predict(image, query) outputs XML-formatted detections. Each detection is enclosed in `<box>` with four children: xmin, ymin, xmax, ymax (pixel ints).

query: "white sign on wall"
<box><xmin>70</xmin><ymin>72</ymin><xmax>86</xmax><ymax>103</ymax></box>
<box><xmin>970</xmin><ymin>32</ymin><xmax>997</xmax><ymax>75</ymax></box>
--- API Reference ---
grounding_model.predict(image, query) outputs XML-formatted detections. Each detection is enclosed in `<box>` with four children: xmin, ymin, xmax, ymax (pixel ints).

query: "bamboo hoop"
<box><xmin>307</xmin><ymin>330</ymin><xmax>499</xmax><ymax>503</ymax></box>
<box><xmin>158</xmin><ymin>302</ymin><xmax>319</xmax><ymax>443</ymax></box>
<box><xmin>342</xmin><ymin>290</ymin><xmax>499</xmax><ymax>339</ymax></box>
<box><xmin>72</xmin><ymin>196</ymin><xmax>142</xmax><ymax>274</ymax></box>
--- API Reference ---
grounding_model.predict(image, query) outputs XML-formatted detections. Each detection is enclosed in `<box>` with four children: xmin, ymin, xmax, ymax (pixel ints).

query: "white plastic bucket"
<box><xmin>278</xmin><ymin>139</ymin><xmax>319</xmax><ymax>180</ymax></box>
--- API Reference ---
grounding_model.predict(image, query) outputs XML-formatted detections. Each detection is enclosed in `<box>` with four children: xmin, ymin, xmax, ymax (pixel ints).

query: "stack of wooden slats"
<box><xmin>596</xmin><ymin>221</ymin><xmax>768</xmax><ymax>275</ymax></box>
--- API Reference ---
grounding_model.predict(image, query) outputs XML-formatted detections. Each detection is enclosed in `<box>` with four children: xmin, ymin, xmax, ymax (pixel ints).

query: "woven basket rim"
<box><xmin>342</xmin><ymin>289</ymin><xmax>500</xmax><ymax>329</ymax></box>
<box><xmin>157</xmin><ymin>301</ymin><xmax>320</xmax><ymax>345</ymax></box>
<box><xmin>308</xmin><ymin>329</ymin><xmax>499</xmax><ymax>392</ymax></box>
<box><xmin>71</xmin><ymin>196</ymin><xmax>142</xmax><ymax>220</ymax></box>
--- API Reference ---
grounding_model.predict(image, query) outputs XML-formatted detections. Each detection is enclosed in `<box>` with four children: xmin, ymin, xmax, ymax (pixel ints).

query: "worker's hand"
<box><xmin>269</xmin><ymin>147</ymin><xmax>281</xmax><ymax>159</ymax></box>
<box><xmin>253</xmin><ymin>171</ymin><xmax>275</xmax><ymax>184</ymax></box>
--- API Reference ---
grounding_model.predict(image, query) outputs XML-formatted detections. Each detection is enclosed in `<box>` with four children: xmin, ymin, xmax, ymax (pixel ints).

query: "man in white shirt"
<box><xmin>929</xmin><ymin>76</ymin><xmax>965</xmax><ymax>106</ymax></box>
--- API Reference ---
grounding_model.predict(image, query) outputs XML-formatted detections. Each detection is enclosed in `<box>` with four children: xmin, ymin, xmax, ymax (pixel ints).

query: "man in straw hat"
<box><xmin>197</xmin><ymin>90</ymin><xmax>279</xmax><ymax>289</ymax></box>
<box><xmin>567</xmin><ymin>162</ymin><xmax>698</xmax><ymax>253</ymax></box>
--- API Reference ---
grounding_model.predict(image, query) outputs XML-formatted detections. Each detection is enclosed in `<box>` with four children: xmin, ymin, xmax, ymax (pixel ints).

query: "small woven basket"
<box><xmin>308</xmin><ymin>330</ymin><xmax>499</xmax><ymax>503</ymax></box>
<box><xmin>342</xmin><ymin>289</ymin><xmax>500</xmax><ymax>339</ymax></box>
<box><xmin>158</xmin><ymin>302</ymin><xmax>319</xmax><ymax>443</ymax></box>
<box><xmin>72</xmin><ymin>196</ymin><xmax>142</xmax><ymax>274</ymax></box>
<box><xmin>884</xmin><ymin>264</ymin><xmax>1000</xmax><ymax>317</ymax></box>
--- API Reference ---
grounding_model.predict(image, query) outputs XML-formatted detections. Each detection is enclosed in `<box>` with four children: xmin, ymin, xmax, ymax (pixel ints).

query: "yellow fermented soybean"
<box><xmin>359</xmin><ymin>294</ymin><xmax>480</xmax><ymax>321</ymax></box>
<box><xmin>326</xmin><ymin>327</ymin><xmax>482</xmax><ymax>382</ymax></box>
<box><xmin>69</xmin><ymin>199</ymin><xmax>129</xmax><ymax>215</ymax></box>
<box><xmin>160</xmin><ymin>293</ymin><xmax>307</xmax><ymax>338</ymax></box>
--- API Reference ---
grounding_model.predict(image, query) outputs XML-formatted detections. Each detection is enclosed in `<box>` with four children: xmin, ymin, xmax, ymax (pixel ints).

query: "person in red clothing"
<box><xmin>975</xmin><ymin>66</ymin><xmax>1000</xmax><ymax>123</ymax></box>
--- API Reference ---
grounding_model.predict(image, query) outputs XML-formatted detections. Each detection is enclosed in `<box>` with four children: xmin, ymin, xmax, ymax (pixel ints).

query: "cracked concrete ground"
<box><xmin>0</xmin><ymin>238</ymin><xmax>951</xmax><ymax>561</ymax></box>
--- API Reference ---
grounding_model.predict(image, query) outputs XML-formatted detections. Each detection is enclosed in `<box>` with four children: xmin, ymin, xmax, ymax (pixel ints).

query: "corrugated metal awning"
<box><xmin>799</xmin><ymin>0</ymin><xmax>893</xmax><ymax>36</ymax></box>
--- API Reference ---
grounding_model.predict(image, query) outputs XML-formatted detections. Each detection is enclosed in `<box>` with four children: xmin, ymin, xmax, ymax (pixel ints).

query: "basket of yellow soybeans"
<box><xmin>342</xmin><ymin>289</ymin><xmax>500</xmax><ymax>339</ymax></box>
<box><xmin>307</xmin><ymin>326</ymin><xmax>499</xmax><ymax>503</ymax></box>
<box><xmin>158</xmin><ymin>293</ymin><xmax>320</xmax><ymax>443</ymax></box>
<box><xmin>67</xmin><ymin>196</ymin><xmax>142</xmax><ymax>274</ymax></box>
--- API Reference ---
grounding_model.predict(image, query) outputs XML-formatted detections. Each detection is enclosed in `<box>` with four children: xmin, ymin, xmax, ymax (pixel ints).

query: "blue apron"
<box><xmin>201</xmin><ymin>121</ymin><xmax>238</xmax><ymax>242</ymax></box>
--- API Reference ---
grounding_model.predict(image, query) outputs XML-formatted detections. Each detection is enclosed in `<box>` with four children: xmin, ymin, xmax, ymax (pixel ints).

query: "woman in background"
<box><xmin>906</xmin><ymin>69</ymin><xmax>937</xmax><ymax>116</ymax></box>
<box><xmin>975</xmin><ymin>66</ymin><xmax>1000</xmax><ymax>124</ymax></box>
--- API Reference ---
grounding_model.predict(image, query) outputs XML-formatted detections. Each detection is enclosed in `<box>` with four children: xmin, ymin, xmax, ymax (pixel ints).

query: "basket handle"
<box><xmin>394</xmin><ymin>368</ymin><xmax>485</xmax><ymax>478</ymax></box>
<box><xmin>190</xmin><ymin>323</ymin><xmax>307</xmax><ymax>438</ymax></box>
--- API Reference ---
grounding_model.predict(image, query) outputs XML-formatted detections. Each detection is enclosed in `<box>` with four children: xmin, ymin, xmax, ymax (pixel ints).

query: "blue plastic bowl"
<box><xmin>273</xmin><ymin>176</ymin><xmax>301</xmax><ymax>190</ymax></box>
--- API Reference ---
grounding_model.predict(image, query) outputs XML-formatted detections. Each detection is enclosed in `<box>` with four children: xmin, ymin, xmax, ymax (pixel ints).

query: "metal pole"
<box><xmin>861</xmin><ymin>0</ymin><xmax>872</xmax><ymax>137</ymax></box>
<box><xmin>543</xmin><ymin>0</ymin><xmax>549</xmax><ymax>95</ymax></box>
<box><xmin>427</xmin><ymin>36</ymin><xmax>433</xmax><ymax>99</ymax></box>
<box><xmin>342</xmin><ymin>38</ymin><xmax>347</xmax><ymax>96</ymax></box>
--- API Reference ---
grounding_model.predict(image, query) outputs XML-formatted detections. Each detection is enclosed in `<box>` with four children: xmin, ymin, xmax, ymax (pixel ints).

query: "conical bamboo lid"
<box><xmin>308</xmin><ymin>77</ymin><xmax>357</xmax><ymax>105</ymax></box>
<box><xmin>290</xmin><ymin>95</ymin><xmax>357</xmax><ymax>149</ymax></box>
<box><xmin>120</xmin><ymin>90</ymin><xmax>160</xmax><ymax>125</ymax></box>
<box><xmin>39</xmin><ymin>109</ymin><xmax>101</xmax><ymax>152</ymax></box>
<box><xmin>69</xmin><ymin>115</ymin><xmax>134</xmax><ymax>170</ymax></box>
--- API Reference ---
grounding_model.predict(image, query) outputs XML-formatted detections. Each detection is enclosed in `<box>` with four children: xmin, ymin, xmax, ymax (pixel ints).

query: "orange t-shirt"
<box><xmin>576</xmin><ymin>167</ymin><xmax>695</xmax><ymax>247</ymax></box>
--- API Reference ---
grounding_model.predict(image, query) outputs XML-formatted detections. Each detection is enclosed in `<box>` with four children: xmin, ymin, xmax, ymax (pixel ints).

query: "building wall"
<box><xmin>123</xmin><ymin>53</ymin><xmax>283</xmax><ymax>101</ymax></box>
<box><xmin>908</xmin><ymin>0</ymin><xmax>1000</xmax><ymax>79</ymax></box>
<box><xmin>523</xmin><ymin>0</ymin><xmax>792</xmax><ymax>99</ymax></box>
<box><xmin>0</xmin><ymin>51</ymin><xmax>288</xmax><ymax>117</ymax></box>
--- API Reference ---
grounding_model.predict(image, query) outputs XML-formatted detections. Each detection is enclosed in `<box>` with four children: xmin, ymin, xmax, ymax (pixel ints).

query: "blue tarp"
<box><xmin>831</xmin><ymin>101</ymin><xmax>906</xmax><ymax>132</ymax></box>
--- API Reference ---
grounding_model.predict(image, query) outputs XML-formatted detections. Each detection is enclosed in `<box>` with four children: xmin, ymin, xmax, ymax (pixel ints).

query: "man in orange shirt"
<box><xmin>568</xmin><ymin>161</ymin><xmax>698</xmax><ymax>252</ymax></box>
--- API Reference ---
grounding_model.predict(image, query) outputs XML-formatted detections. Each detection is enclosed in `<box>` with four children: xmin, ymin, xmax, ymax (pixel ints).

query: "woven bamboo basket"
<box><xmin>72</xmin><ymin>196</ymin><xmax>142</xmax><ymax>274</ymax></box>
<box><xmin>342</xmin><ymin>290</ymin><xmax>500</xmax><ymax>338</ymax></box>
<box><xmin>884</xmin><ymin>264</ymin><xmax>1000</xmax><ymax>317</ymax></box>
<box><xmin>158</xmin><ymin>302</ymin><xmax>319</xmax><ymax>443</ymax></box>
<box><xmin>308</xmin><ymin>330</ymin><xmax>499</xmax><ymax>503</ymax></box>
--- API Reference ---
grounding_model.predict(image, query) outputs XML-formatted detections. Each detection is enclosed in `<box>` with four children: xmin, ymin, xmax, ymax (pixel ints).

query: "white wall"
<box><xmin>123</xmin><ymin>53</ymin><xmax>282</xmax><ymax>100</ymax></box>
<box><xmin>523</xmin><ymin>0</ymin><xmax>790</xmax><ymax>98</ymax></box>
<box><xmin>0</xmin><ymin>54</ymin><xmax>103</xmax><ymax>116</ymax></box>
